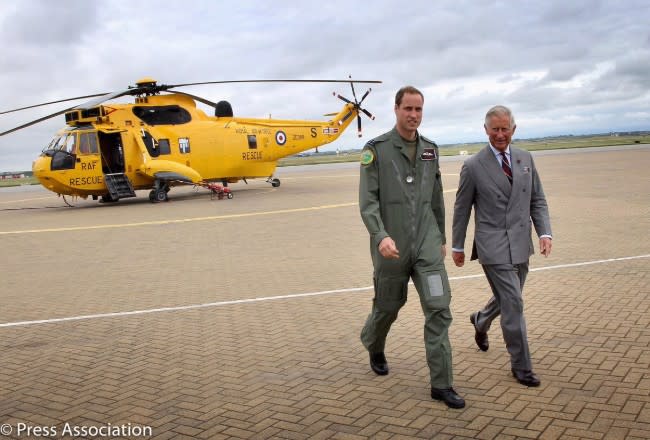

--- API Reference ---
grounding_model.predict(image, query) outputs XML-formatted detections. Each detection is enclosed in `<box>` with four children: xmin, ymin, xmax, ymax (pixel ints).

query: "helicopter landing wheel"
<box><xmin>271</xmin><ymin>178</ymin><xmax>281</xmax><ymax>188</ymax></box>
<box><xmin>149</xmin><ymin>189</ymin><xmax>168</xmax><ymax>203</ymax></box>
<box><xmin>227</xmin><ymin>192</ymin><xmax>234</xmax><ymax>199</ymax></box>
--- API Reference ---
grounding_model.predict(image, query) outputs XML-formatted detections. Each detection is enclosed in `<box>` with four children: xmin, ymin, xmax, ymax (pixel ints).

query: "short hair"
<box><xmin>395</xmin><ymin>86</ymin><xmax>423</xmax><ymax>106</ymax></box>
<box><xmin>485</xmin><ymin>105</ymin><xmax>515</xmax><ymax>127</ymax></box>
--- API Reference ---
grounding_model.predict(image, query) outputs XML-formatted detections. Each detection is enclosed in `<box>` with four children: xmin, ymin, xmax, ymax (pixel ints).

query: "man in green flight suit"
<box><xmin>359</xmin><ymin>86</ymin><xmax>464</xmax><ymax>409</ymax></box>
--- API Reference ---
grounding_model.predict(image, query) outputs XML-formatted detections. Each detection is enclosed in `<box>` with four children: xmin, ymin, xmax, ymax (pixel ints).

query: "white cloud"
<box><xmin>1</xmin><ymin>0</ymin><xmax>649</xmax><ymax>170</ymax></box>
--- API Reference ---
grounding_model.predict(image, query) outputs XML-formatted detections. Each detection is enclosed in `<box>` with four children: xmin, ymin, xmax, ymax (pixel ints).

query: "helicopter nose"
<box><xmin>32</xmin><ymin>156</ymin><xmax>48</xmax><ymax>177</ymax></box>
<box><xmin>32</xmin><ymin>155</ymin><xmax>54</xmax><ymax>189</ymax></box>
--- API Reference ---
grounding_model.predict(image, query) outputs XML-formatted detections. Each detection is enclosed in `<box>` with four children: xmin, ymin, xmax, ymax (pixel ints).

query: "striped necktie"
<box><xmin>501</xmin><ymin>152</ymin><xmax>513</xmax><ymax>183</ymax></box>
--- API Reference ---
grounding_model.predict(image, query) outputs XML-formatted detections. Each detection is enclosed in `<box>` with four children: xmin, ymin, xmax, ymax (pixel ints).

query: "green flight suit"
<box><xmin>359</xmin><ymin>127</ymin><xmax>453</xmax><ymax>388</ymax></box>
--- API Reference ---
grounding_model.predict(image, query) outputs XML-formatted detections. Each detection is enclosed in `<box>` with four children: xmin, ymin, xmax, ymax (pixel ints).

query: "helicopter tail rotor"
<box><xmin>334</xmin><ymin>76</ymin><xmax>375</xmax><ymax>137</ymax></box>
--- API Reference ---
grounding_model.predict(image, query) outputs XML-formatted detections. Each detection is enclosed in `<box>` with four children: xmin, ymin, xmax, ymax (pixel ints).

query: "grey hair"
<box><xmin>485</xmin><ymin>105</ymin><xmax>515</xmax><ymax>127</ymax></box>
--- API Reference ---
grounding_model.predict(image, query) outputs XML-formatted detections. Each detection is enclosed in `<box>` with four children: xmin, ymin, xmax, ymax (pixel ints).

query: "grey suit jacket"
<box><xmin>452</xmin><ymin>145</ymin><xmax>552</xmax><ymax>265</ymax></box>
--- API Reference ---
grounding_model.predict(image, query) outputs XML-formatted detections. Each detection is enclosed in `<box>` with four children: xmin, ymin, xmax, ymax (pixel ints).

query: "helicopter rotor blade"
<box><xmin>335</xmin><ymin>93</ymin><xmax>353</xmax><ymax>105</ymax></box>
<box><xmin>349</xmin><ymin>77</ymin><xmax>359</xmax><ymax>104</ymax></box>
<box><xmin>0</xmin><ymin>107</ymin><xmax>75</xmax><ymax>137</ymax></box>
<box><xmin>359</xmin><ymin>89</ymin><xmax>371</xmax><ymax>105</ymax></box>
<box><xmin>0</xmin><ymin>78</ymin><xmax>382</xmax><ymax>136</ymax></box>
<box><xmin>361</xmin><ymin>108</ymin><xmax>375</xmax><ymax>120</ymax></box>
<box><xmin>170</xmin><ymin>91</ymin><xmax>220</xmax><ymax>109</ymax></box>
<box><xmin>0</xmin><ymin>79</ymin><xmax>382</xmax><ymax>115</ymax></box>
<box><xmin>165</xmin><ymin>79</ymin><xmax>382</xmax><ymax>89</ymax></box>
<box><xmin>0</xmin><ymin>93</ymin><xmax>109</xmax><ymax>115</ymax></box>
<box><xmin>74</xmin><ymin>89</ymin><xmax>136</xmax><ymax>110</ymax></box>
<box><xmin>333</xmin><ymin>82</ymin><xmax>378</xmax><ymax>137</ymax></box>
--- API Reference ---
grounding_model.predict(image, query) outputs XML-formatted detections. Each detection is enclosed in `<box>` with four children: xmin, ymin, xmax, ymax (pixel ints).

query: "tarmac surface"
<box><xmin>0</xmin><ymin>145</ymin><xmax>648</xmax><ymax>439</ymax></box>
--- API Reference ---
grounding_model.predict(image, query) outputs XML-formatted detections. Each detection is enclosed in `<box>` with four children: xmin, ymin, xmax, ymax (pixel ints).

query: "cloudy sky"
<box><xmin>1</xmin><ymin>0</ymin><xmax>649</xmax><ymax>170</ymax></box>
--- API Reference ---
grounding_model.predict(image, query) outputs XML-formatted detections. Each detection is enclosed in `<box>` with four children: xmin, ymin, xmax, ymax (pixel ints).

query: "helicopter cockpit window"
<box><xmin>45</xmin><ymin>135</ymin><xmax>63</xmax><ymax>152</ymax></box>
<box><xmin>63</xmin><ymin>134</ymin><xmax>76</xmax><ymax>154</ymax></box>
<box><xmin>78</xmin><ymin>133</ymin><xmax>99</xmax><ymax>154</ymax></box>
<box><xmin>47</xmin><ymin>133</ymin><xmax>77</xmax><ymax>170</ymax></box>
<box><xmin>132</xmin><ymin>105</ymin><xmax>191</xmax><ymax>125</ymax></box>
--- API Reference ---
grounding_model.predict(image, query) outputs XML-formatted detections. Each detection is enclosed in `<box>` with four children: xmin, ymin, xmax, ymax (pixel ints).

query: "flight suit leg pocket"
<box><xmin>414</xmin><ymin>270</ymin><xmax>451</xmax><ymax>310</ymax></box>
<box><xmin>373</xmin><ymin>276</ymin><xmax>408</xmax><ymax>314</ymax></box>
<box><xmin>427</xmin><ymin>274</ymin><xmax>444</xmax><ymax>297</ymax></box>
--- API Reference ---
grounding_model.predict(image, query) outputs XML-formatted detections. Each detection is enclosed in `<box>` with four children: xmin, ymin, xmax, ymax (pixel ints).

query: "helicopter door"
<box><xmin>98</xmin><ymin>132</ymin><xmax>125</xmax><ymax>174</ymax></box>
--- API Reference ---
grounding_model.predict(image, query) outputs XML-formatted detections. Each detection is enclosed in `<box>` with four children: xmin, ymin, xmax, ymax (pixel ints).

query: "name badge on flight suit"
<box><xmin>421</xmin><ymin>148</ymin><xmax>437</xmax><ymax>161</ymax></box>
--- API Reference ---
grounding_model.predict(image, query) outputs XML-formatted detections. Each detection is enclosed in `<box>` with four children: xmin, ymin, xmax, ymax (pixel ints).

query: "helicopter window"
<box><xmin>141</xmin><ymin>130</ymin><xmax>159</xmax><ymax>157</ymax></box>
<box><xmin>132</xmin><ymin>105</ymin><xmax>191</xmax><ymax>125</ymax></box>
<box><xmin>50</xmin><ymin>150</ymin><xmax>76</xmax><ymax>170</ymax></box>
<box><xmin>158</xmin><ymin>139</ymin><xmax>171</xmax><ymax>155</ymax></box>
<box><xmin>62</xmin><ymin>133</ymin><xmax>77</xmax><ymax>154</ymax></box>
<box><xmin>78</xmin><ymin>133</ymin><xmax>99</xmax><ymax>154</ymax></box>
<box><xmin>248</xmin><ymin>135</ymin><xmax>257</xmax><ymax>149</ymax></box>
<box><xmin>45</xmin><ymin>136</ymin><xmax>62</xmax><ymax>152</ymax></box>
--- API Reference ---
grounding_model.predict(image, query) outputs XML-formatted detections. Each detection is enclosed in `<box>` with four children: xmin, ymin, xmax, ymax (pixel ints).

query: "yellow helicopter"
<box><xmin>0</xmin><ymin>77</ymin><xmax>380</xmax><ymax>203</ymax></box>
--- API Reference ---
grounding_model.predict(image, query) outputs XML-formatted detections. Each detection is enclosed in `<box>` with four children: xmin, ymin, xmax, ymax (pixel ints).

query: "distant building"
<box><xmin>0</xmin><ymin>172</ymin><xmax>26</xmax><ymax>180</ymax></box>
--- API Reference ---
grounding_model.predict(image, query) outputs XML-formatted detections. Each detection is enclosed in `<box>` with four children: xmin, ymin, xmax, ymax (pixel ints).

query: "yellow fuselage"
<box><xmin>32</xmin><ymin>93</ymin><xmax>359</xmax><ymax>198</ymax></box>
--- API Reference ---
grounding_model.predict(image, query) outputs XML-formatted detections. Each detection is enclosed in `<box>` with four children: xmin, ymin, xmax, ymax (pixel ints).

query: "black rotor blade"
<box><xmin>357</xmin><ymin>115</ymin><xmax>362</xmax><ymax>137</ymax></box>
<box><xmin>166</xmin><ymin>79</ymin><xmax>382</xmax><ymax>89</ymax></box>
<box><xmin>336</xmin><ymin>94</ymin><xmax>353</xmax><ymax>104</ymax></box>
<box><xmin>74</xmin><ymin>89</ymin><xmax>136</xmax><ymax>109</ymax></box>
<box><xmin>359</xmin><ymin>89</ymin><xmax>371</xmax><ymax>105</ymax></box>
<box><xmin>0</xmin><ymin>107</ymin><xmax>74</xmax><ymax>137</ymax></box>
<box><xmin>0</xmin><ymin>79</ymin><xmax>382</xmax><ymax>115</ymax></box>
<box><xmin>350</xmin><ymin>79</ymin><xmax>359</xmax><ymax>104</ymax></box>
<box><xmin>0</xmin><ymin>93</ymin><xmax>109</xmax><ymax>115</ymax></box>
<box><xmin>171</xmin><ymin>91</ymin><xmax>220</xmax><ymax>108</ymax></box>
<box><xmin>361</xmin><ymin>108</ymin><xmax>375</xmax><ymax>120</ymax></box>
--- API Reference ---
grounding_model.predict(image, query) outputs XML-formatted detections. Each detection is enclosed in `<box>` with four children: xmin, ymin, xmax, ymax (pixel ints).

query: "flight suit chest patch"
<box><xmin>421</xmin><ymin>148</ymin><xmax>436</xmax><ymax>161</ymax></box>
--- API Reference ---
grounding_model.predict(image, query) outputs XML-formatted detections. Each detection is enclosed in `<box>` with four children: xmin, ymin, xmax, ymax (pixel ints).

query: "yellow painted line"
<box><xmin>0</xmin><ymin>202</ymin><xmax>357</xmax><ymax>235</ymax></box>
<box><xmin>0</xmin><ymin>188</ymin><xmax>458</xmax><ymax>235</ymax></box>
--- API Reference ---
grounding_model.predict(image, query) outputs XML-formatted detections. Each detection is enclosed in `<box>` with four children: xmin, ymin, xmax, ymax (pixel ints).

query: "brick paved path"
<box><xmin>0</xmin><ymin>146</ymin><xmax>648</xmax><ymax>439</ymax></box>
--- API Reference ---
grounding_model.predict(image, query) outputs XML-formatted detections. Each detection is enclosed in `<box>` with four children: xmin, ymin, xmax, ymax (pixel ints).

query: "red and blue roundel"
<box><xmin>275</xmin><ymin>130</ymin><xmax>287</xmax><ymax>145</ymax></box>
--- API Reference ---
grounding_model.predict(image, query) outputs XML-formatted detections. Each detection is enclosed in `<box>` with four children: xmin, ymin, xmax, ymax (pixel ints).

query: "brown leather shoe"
<box><xmin>512</xmin><ymin>369</ymin><xmax>541</xmax><ymax>387</ymax></box>
<box><xmin>470</xmin><ymin>312</ymin><xmax>489</xmax><ymax>351</ymax></box>
<box><xmin>369</xmin><ymin>352</ymin><xmax>389</xmax><ymax>376</ymax></box>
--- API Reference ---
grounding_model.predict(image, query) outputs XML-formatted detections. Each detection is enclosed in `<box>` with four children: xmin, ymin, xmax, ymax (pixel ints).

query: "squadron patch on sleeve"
<box><xmin>360</xmin><ymin>149</ymin><xmax>375</xmax><ymax>165</ymax></box>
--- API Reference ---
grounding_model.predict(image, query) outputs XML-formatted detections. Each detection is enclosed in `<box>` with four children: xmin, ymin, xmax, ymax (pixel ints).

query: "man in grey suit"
<box><xmin>451</xmin><ymin>105</ymin><xmax>552</xmax><ymax>387</ymax></box>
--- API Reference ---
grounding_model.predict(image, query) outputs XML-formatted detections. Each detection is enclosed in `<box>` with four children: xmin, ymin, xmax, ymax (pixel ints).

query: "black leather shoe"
<box><xmin>369</xmin><ymin>352</ymin><xmax>389</xmax><ymax>376</ymax></box>
<box><xmin>431</xmin><ymin>387</ymin><xmax>465</xmax><ymax>409</ymax></box>
<box><xmin>512</xmin><ymin>369</ymin><xmax>541</xmax><ymax>387</ymax></box>
<box><xmin>470</xmin><ymin>312</ymin><xmax>489</xmax><ymax>351</ymax></box>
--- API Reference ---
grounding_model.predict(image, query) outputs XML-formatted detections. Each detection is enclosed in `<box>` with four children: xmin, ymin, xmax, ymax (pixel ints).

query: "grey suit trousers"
<box><xmin>474</xmin><ymin>262</ymin><xmax>532</xmax><ymax>370</ymax></box>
